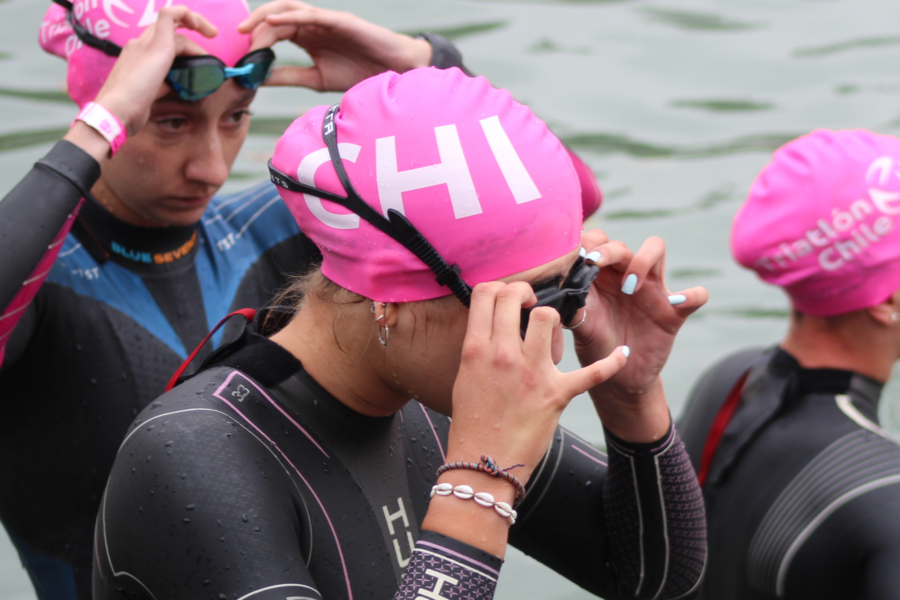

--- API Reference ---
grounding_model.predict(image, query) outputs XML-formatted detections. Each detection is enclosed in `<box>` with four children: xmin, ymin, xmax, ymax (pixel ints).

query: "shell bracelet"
<box><xmin>430</xmin><ymin>483</ymin><xmax>518</xmax><ymax>525</ymax></box>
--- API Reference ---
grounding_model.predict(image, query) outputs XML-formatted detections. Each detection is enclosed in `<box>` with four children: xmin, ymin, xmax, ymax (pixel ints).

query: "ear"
<box><xmin>866</xmin><ymin>287</ymin><xmax>900</xmax><ymax>326</ymax></box>
<box><xmin>371</xmin><ymin>301</ymin><xmax>401</xmax><ymax>328</ymax></box>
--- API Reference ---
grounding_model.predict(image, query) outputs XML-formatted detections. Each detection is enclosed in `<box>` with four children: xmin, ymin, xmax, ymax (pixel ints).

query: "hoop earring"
<box><xmin>371</xmin><ymin>302</ymin><xmax>389</xmax><ymax>348</ymax></box>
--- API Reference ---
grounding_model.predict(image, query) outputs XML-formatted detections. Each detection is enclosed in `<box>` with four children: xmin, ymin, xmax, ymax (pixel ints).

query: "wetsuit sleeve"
<box><xmin>510</xmin><ymin>423</ymin><xmax>706</xmax><ymax>600</ymax></box>
<box><xmin>0</xmin><ymin>140</ymin><xmax>98</xmax><ymax>369</ymax></box>
<box><xmin>420</xmin><ymin>33</ymin><xmax>472</xmax><ymax>74</ymax></box>
<box><xmin>394</xmin><ymin>531</ymin><xmax>502</xmax><ymax>600</ymax></box>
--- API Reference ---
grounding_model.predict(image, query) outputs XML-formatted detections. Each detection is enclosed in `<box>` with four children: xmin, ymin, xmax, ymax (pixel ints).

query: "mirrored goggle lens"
<box><xmin>234</xmin><ymin>55</ymin><xmax>274</xmax><ymax>89</ymax></box>
<box><xmin>167</xmin><ymin>65</ymin><xmax>226</xmax><ymax>101</ymax></box>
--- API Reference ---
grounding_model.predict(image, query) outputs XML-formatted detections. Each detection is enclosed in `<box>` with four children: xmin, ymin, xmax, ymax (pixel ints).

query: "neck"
<box><xmin>92</xmin><ymin>177</ymin><xmax>168</xmax><ymax>228</ymax></box>
<box><xmin>270</xmin><ymin>301</ymin><xmax>410</xmax><ymax>417</ymax></box>
<box><xmin>781</xmin><ymin>311</ymin><xmax>897</xmax><ymax>382</ymax></box>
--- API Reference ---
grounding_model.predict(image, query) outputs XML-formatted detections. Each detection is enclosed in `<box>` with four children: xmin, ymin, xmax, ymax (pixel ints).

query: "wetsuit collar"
<box><xmin>73</xmin><ymin>195</ymin><xmax>199</xmax><ymax>271</ymax></box>
<box><xmin>772</xmin><ymin>348</ymin><xmax>884</xmax><ymax>411</ymax></box>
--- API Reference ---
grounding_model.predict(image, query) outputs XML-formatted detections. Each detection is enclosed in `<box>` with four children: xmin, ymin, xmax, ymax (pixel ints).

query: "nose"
<box><xmin>184</xmin><ymin>127</ymin><xmax>229</xmax><ymax>189</ymax></box>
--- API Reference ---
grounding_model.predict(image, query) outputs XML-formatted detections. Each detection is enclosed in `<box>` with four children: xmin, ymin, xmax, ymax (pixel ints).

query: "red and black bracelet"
<box><xmin>436</xmin><ymin>455</ymin><xmax>526</xmax><ymax>503</ymax></box>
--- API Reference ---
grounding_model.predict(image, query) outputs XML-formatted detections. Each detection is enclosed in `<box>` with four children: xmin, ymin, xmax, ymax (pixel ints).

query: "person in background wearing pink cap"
<box><xmin>678</xmin><ymin>129</ymin><xmax>900</xmax><ymax>600</ymax></box>
<box><xmin>0</xmin><ymin>1</ymin><xmax>609</xmax><ymax>598</ymax></box>
<box><xmin>95</xmin><ymin>66</ymin><xmax>708</xmax><ymax>600</ymax></box>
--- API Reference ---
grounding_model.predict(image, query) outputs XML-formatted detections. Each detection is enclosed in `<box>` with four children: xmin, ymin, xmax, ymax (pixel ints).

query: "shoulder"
<box><xmin>98</xmin><ymin>367</ymin><xmax>314</xmax><ymax>599</ymax></box>
<box><xmin>746</xmin><ymin>420</ymin><xmax>900</xmax><ymax>595</ymax></box>
<box><xmin>203</xmin><ymin>181</ymin><xmax>298</xmax><ymax>246</ymax></box>
<box><xmin>677</xmin><ymin>346</ymin><xmax>771</xmax><ymax>464</ymax></box>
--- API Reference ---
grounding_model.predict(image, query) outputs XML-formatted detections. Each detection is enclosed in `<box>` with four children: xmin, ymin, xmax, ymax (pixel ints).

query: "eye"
<box><xmin>225</xmin><ymin>110</ymin><xmax>251</xmax><ymax>126</ymax></box>
<box><xmin>156</xmin><ymin>117</ymin><xmax>187</xmax><ymax>132</ymax></box>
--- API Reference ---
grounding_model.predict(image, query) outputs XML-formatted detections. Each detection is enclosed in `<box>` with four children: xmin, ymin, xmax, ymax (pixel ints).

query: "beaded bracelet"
<box><xmin>430</xmin><ymin>483</ymin><xmax>518</xmax><ymax>525</ymax></box>
<box><xmin>436</xmin><ymin>455</ymin><xmax>525</xmax><ymax>503</ymax></box>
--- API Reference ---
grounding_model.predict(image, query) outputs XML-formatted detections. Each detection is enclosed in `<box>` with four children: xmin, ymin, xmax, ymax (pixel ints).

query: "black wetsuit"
<box><xmin>94</xmin><ymin>310</ymin><xmax>707</xmax><ymax>600</ymax></box>
<box><xmin>678</xmin><ymin>347</ymin><xmax>900</xmax><ymax>600</ymax></box>
<box><xmin>0</xmin><ymin>34</ymin><xmax>466</xmax><ymax>600</ymax></box>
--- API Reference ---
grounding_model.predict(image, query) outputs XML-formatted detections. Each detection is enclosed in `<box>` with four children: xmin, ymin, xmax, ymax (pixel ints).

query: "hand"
<box><xmin>447</xmin><ymin>281</ymin><xmax>629</xmax><ymax>485</ymax></box>
<box><xmin>238</xmin><ymin>0</ymin><xmax>432</xmax><ymax>91</ymax></box>
<box><xmin>93</xmin><ymin>7</ymin><xmax>216</xmax><ymax>137</ymax></box>
<box><xmin>572</xmin><ymin>230</ymin><xmax>707</xmax><ymax>435</ymax></box>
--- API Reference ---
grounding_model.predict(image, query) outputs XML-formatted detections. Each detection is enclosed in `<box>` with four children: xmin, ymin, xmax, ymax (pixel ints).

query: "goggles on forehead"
<box><xmin>267</xmin><ymin>104</ymin><xmax>598</xmax><ymax>338</ymax></box>
<box><xmin>54</xmin><ymin>0</ymin><xmax>274</xmax><ymax>102</ymax></box>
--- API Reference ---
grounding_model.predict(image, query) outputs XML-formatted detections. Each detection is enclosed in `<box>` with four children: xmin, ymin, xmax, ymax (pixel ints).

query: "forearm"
<box><xmin>591</xmin><ymin>377</ymin><xmax>672</xmax><ymax>443</ymax></box>
<box><xmin>603</xmin><ymin>423</ymin><xmax>707</xmax><ymax>599</ymax></box>
<box><xmin>0</xmin><ymin>135</ymin><xmax>101</xmax><ymax>365</ymax></box>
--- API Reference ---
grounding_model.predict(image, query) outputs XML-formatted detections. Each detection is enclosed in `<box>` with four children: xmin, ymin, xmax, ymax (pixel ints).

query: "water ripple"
<box><xmin>670</xmin><ymin>98</ymin><xmax>774</xmax><ymax>112</ymax></box>
<box><xmin>561</xmin><ymin>131</ymin><xmax>798</xmax><ymax>159</ymax></box>
<box><xmin>794</xmin><ymin>35</ymin><xmax>900</xmax><ymax>58</ymax></box>
<box><xmin>641</xmin><ymin>7</ymin><xmax>763</xmax><ymax>32</ymax></box>
<box><xmin>401</xmin><ymin>20</ymin><xmax>507</xmax><ymax>41</ymax></box>
<box><xmin>602</xmin><ymin>185</ymin><xmax>734</xmax><ymax>221</ymax></box>
<box><xmin>0</xmin><ymin>87</ymin><xmax>71</xmax><ymax>103</ymax></box>
<box><xmin>0</xmin><ymin>127</ymin><xmax>68</xmax><ymax>152</ymax></box>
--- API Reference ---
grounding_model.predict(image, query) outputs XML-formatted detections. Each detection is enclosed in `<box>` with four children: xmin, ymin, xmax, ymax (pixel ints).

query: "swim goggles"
<box><xmin>267</xmin><ymin>104</ymin><xmax>598</xmax><ymax>338</ymax></box>
<box><xmin>53</xmin><ymin>0</ymin><xmax>274</xmax><ymax>101</ymax></box>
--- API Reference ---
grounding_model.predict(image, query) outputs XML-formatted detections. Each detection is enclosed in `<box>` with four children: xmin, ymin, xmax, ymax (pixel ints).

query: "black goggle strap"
<box><xmin>61</xmin><ymin>7</ymin><xmax>123</xmax><ymax>57</ymax></box>
<box><xmin>319</xmin><ymin>104</ymin><xmax>473</xmax><ymax>307</ymax></box>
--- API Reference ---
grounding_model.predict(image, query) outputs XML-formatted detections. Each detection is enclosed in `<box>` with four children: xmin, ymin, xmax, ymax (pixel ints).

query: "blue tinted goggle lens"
<box><xmin>166</xmin><ymin>49</ymin><xmax>275</xmax><ymax>101</ymax></box>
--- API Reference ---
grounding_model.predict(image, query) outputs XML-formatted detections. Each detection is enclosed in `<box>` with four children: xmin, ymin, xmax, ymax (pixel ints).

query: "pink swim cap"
<box><xmin>732</xmin><ymin>129</ymin><xmax>900</xmax><ymax>316</ymax></box>
<box><xmin>39</xmin><ymin>0</ymin><xmax>252</xmax><ymax>108</ymax></box>
<box><xmin>271</xmin><ymin>67</ymin><xmax>583</xmax><ymax>303</ymax></box>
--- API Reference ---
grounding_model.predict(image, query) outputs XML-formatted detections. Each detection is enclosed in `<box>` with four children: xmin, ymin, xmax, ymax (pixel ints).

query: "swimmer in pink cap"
<box><xmin>678</xmin><ymin>129</ymin><xmax>900</xmax><ymax>600</ymax></box>
<box><xmin>95</xmin><ymin>64</ymin><xmax>709</xmax><ymax>600</ymax></box>
<box><xmin>1</xmin><ymin>2</ymin><xmax>521</xmax><ymax>598</ymax></box>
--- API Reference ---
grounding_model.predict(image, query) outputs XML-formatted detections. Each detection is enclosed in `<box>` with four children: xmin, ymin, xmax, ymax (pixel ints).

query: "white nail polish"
<box><xmin>622</xmin><ymin>345</ymin><xmax>630</xmax><ymax>358</ymax></box>
<box><xmin>585</xmin><ymin>251</ymin><xmax>601</xmax><ymax>264</ymax></box>
<box><xmin>621</xmin><ymin>274</ymin><xmax>637</xmax><ymax>295</ymax></box>
<box><xmin>579</xmin><ymin>247</ymin><xmax>587</xmax><ymax>258</ymax></box>
<box><xmin>668</xmin><ymin>294</ymin><xmax>687</xmax><ymax>305</ymax></box>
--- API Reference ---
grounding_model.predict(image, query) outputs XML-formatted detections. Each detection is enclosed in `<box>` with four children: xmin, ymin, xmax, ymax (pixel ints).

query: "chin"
<box><xmin>156</xmin><ymin>206</ymin><xmax>210</xmax><ymax>228</ymax></box>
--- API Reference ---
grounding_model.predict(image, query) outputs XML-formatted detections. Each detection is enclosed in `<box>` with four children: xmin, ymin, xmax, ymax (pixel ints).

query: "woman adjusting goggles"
<box><xmin>53</xmin><ymin>0</ymin><xmax>274</xmax><ymax>101</ymax></box>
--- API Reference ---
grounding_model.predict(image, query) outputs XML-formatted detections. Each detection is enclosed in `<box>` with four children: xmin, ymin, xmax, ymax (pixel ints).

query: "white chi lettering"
<box><xmin>375</xmin><ymin>125</ymin><xmax>481</xmax><ymax>219</ymax></box>
<box><xmin>382</xmin><ymin>497</ymin><xmax>415</xmax><ymax>568</ymax></box>
<box><xmin>479</xmin><ymin>115</ymin><xmax>541</xmax><ymax>204</ymax></box>
<box><xmin>297</xmin><ymin>144</ymin><xmax>362</xmax><ymax>229</ymax></box>
<box><xmin>415</xmin><ymin>569</ymin><xmax>459</xmax><ymax>600</ymax></box>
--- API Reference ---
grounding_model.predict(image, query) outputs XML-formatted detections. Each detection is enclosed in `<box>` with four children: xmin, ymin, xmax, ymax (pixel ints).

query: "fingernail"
<box><xmin>668</xmin><ymin>294</ymin><xmax>686</xmax><ymax>305</ymax></box>
<box><xmin>621</xmin><ymin>274</ymin><xmax>637</xmax><ymax>295</ymax></box>
<box><xmin>579</xmin><ymin>247</ymin><xmax>587</xmax><ymax>258</ymax></box>
<box><xmin>622</xmin><ymin>345</ymin><xmax>630</xmax><ymax>358</ymax></box>
<box><xmin>585</xmin><ymin>251</ymin><xmax>601</xmax><ymax>264</ymax></box>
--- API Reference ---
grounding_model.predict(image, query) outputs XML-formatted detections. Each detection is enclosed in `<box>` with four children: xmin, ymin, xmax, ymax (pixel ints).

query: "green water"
<box><xmin>3</xmin><ymin>0</ymin><xmax>900</xmax><ymax>597</ymax></box>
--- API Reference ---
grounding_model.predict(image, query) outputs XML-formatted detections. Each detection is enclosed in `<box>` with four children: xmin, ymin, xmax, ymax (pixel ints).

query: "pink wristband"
<box><xmin>73</xmin><ymin>102</ymin><xmax>127</xmax><ymax>156</ymax></box>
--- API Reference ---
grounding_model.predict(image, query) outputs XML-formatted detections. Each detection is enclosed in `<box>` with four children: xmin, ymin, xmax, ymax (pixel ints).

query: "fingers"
<box><xmin>155</xmin><ymin>6</ymin><xmax>218</xmax><ymax>38</ymax></box>
<box><xmin>462</xmin><ymin>283</ymin><xmax>504</xmax><ymax>352</ymax></box>
<box><xmin>522</xmin><ymin>307</ymin><xmax>560</xmax><ymax>360</ymax></box>
<box><xmin>239</xmin><ymin>0</ymin><xmax>314</xmax><ymax>33</ymax></box>
<box><xmin>261</xmin><ymin>65</ymin><xmax>324</xmax><ymax>89</ymax></box>
<box><xmin>667</xmin><ymin>286</ymin><xmax>708</xmax><ymax>316</ymax></box>
<box><xmin>493</xmin><ymin>282</ymin><xmax>536</xmax><ymax>342</ymax></box>
<box><xmin>173</xmin><ymin>34</ymin><xmax>211</xmax><ymax>58</ymax></box>
<box><xmin>618</xmin><ymin>236</ymin><xmax>665</xmax><ymax>295</ymax></box>
<box><xmin>562</xmin><ymin>346</ymin><xmax>629</xmax><ymax>398</ymax></box>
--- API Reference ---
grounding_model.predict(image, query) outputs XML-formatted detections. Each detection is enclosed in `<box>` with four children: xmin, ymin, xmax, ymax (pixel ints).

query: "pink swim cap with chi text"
<box><xmin>271</xmin><ymin>67</ymin><xmax>584</xmax><ymax>303</ymax></box>
<box><xmin>731</xmin><ymin>129</ymin><xmax>900</xmax><ymax>316</ymax></box>
<box><xmin>39</xmin><ymin>0</ymin><xmax>252</xmax><ymax>108</ymax></box>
